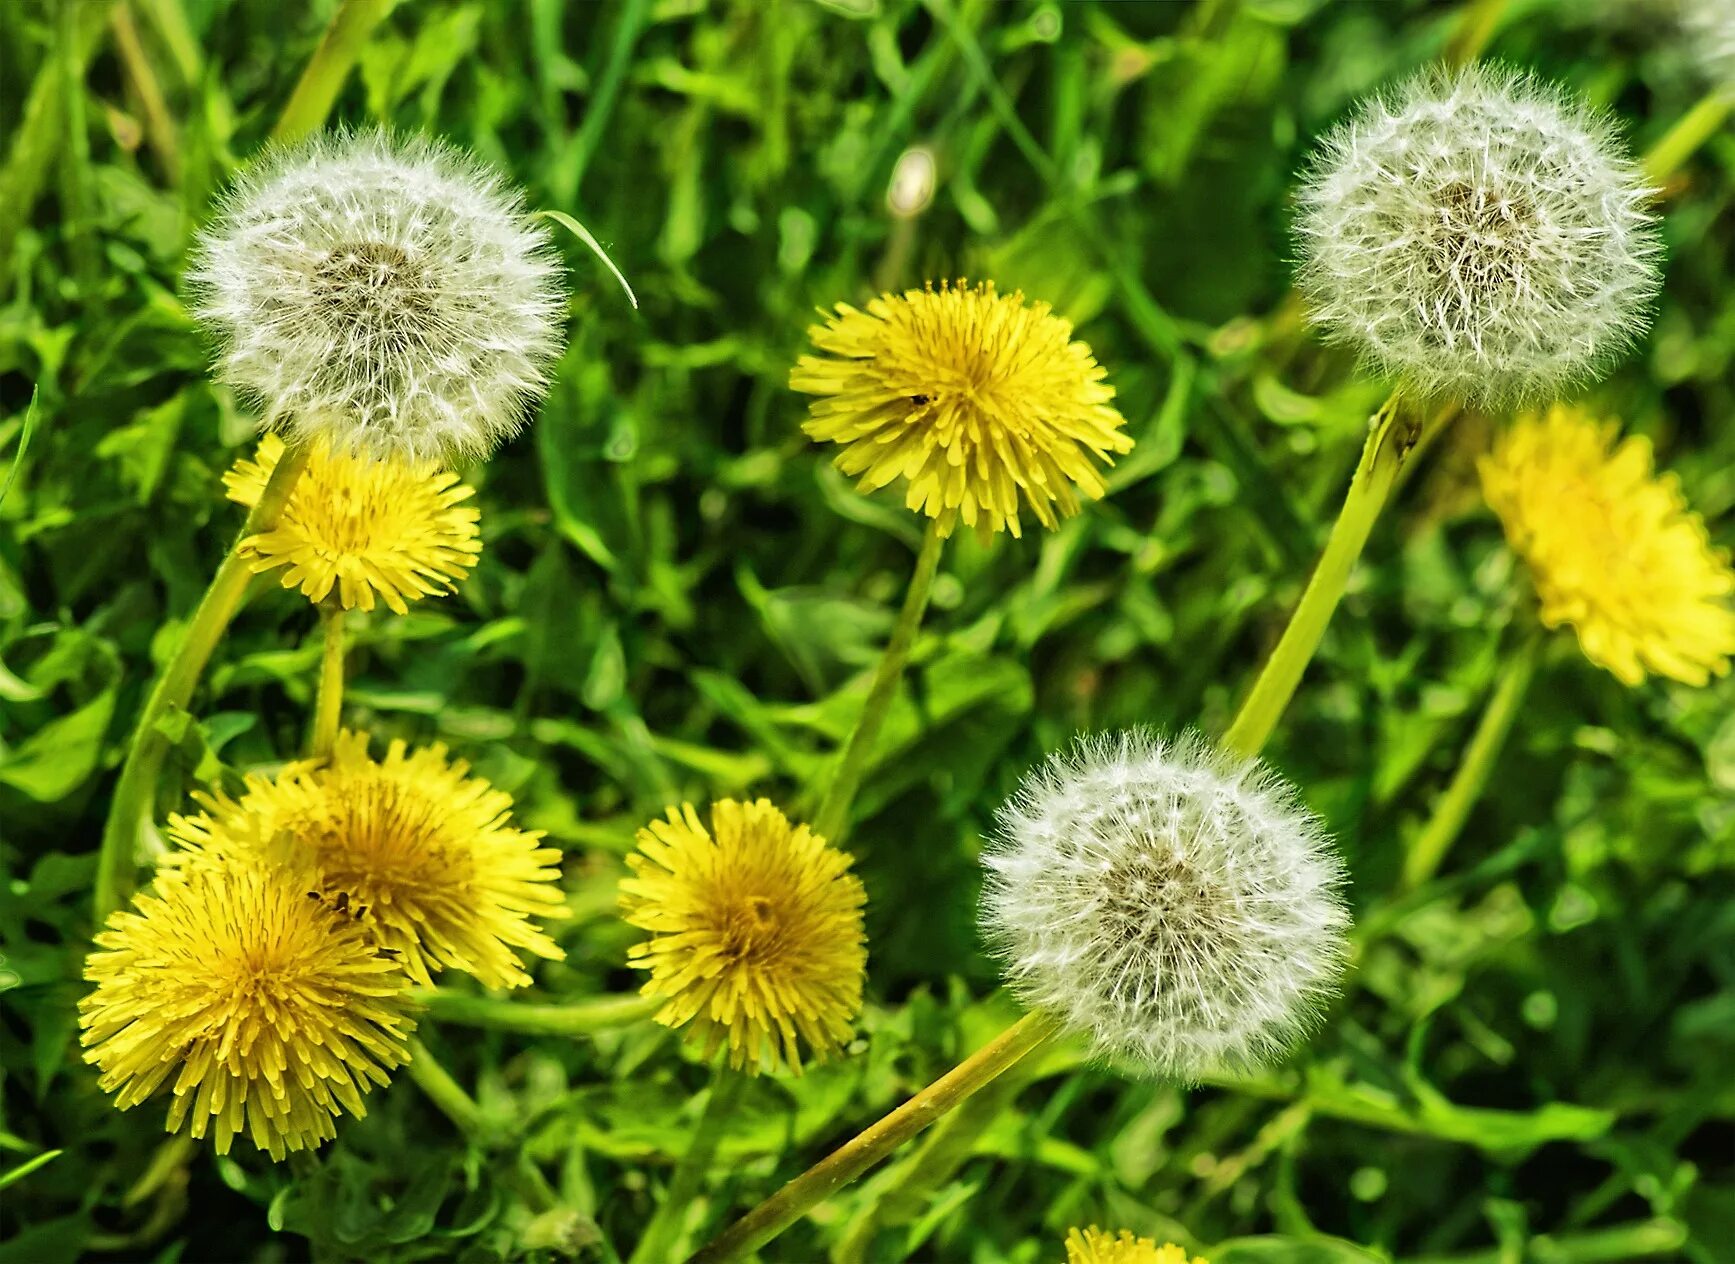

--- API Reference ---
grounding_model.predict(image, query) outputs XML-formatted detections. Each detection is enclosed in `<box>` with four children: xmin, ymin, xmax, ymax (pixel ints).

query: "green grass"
<box><xmin>3</xmin><ymin>0</ymin><xmax>1734</xmax><ymax>1261</ymax></box>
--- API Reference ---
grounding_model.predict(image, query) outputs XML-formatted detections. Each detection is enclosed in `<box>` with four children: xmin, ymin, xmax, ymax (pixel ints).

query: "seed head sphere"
<box><xmin>1295</xmin><ymin>64</ymin><xmax>1660</xmax><ymax>406</ymax></box>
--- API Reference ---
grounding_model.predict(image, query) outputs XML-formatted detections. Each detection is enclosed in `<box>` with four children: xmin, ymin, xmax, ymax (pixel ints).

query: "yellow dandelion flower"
<box><xmin>1480</xmin><ymin>404</ymin><xmax>1735</xmax><ymax>686</ymax></box>
<box><xmin>1063</xmin><ymin>1227</ymin><xmax>1207</xmax><ymax>1264</ymax></box>
<box><xmin>619</xmin><ymin>798</ymin><xmax>867</xmax><ymax>1074</ymax></box>
<box><xmin>224</xmin><ymin>432</ymin><xmax>482</xmax><ymax>614</ymax></box>
<box><xmin>79</xmin><ymin>864</ymin><xmax>414</xmax><ymax>1161</ymax></box>
<box><xmin>166</xmin><ymin>730</ymin><xmax>566</xmax><ymax>989</ymax></box>
<box><xmin>790</xmin><ymin>280</ymin><xmax>1132</xmax><ymax>540</ymax></box>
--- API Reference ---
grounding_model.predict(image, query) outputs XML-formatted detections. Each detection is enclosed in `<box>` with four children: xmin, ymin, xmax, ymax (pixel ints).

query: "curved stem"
<box><xmin>1400</xmin><ymin>629</ymin><xmax>1541</xmax><ymax>891</ymax></box>
<box><xmin>270</xmin><ymin>0</ymin><xmax>397</xmax><ymax>146</ymax></box>
<box><xmin>405</xmin><ymin>1036</ymin><xmax>489</xmax><ymax>1140</ymax></box>
<box><xmin>689</xmin><ymin>1010</ymin><xmax>1062</xmax><ymax>1264</ymax></box>
<box><xmin>411</xmin><ymin>988</ymin><xmax>661</xmax><ymax>1036</ymax></box>
<box><xmin>630</xmin><ymin>1068</ymin><xmax>746</xmax><ymax>1264</ymax></box>
<box><xmin>96</xmin><ymin>444</ymin><xmax>310</xmax><ymax>921</ymax></box>
<box><xmin>1220</xmin><ymin>391</ymin><xmax>1418</xmax><ymax>759</ymax></box>
<box><xmin>310</xmin><ymin>605</ymin><xmax>345</xmax><ymax>758</ymax></box>
<box><xmin>1643</xmin><ymin>89</ymin><xmax>1734</xmax><ymax>188</ymax></box>
<box><xmin>811</xmin><ymin>519</ymin><xmax>945</xmax><ymax>843</ymax></box>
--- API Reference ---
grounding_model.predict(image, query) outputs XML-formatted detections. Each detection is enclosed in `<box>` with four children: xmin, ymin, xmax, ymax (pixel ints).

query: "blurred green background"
<box><xmin>2</xmin><ymin>0</ymin><xmax>1732</xmax><ymax>1260</ymax></box>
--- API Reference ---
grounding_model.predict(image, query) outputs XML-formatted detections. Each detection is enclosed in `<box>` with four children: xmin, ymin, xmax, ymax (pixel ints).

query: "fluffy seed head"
<box><xmin>79</xmin><ymin>865</ymin><xmax>414</xmax><ymax>1160</ymax></box>
<box><xmin>982</xmin><ymin>731</ymin><xmax>1350</xmax><ymax>1081</ymax></box>
<box><xmin>1063</xmin><ymin>1228</ymin><xmax>1207</xmax><ymax>1264</ymax></box>
<box><xmin>1682</xmin><ymin>0</ymin><xmax>1735</xmax><ymax>89</ymax></box>
<box><xmin>1480</xmin><ymin>403</ymin><xmax>1735</xmax><ymax>686</ymax></box>
<box><xmin>1295</xmin><ymin>64</ymin><xmax>1661</xmax><ymax>406</ymax></box>
<box><xmin>189</xmin><ymin>128</ymin><xmax>566</xmax><ymax>462</ymax></box>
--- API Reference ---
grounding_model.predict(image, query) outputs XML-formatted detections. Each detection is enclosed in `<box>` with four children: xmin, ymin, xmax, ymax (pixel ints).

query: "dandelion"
<box><xmin>1682</xmin><ymin>0</ymin><xmax>1735</xmax><ymax>89</ymax></box>
<box><xmin>790</xmin><ymin>280</ymin><xmax>1132</xmax><ymax>540</ymax></box>
<box><xmin>620</xmin><ymin>799</ymin><xmax>867</xmax><ymax>1074</ymax></box>
<box><xmin>1295</xmin><ymin>64</ymin><xmax>1661</xmax><ymax>406</ymax></box>
<box><xmin>189</xmin><ymin>128</ymin><xmax>566</xmax><ymax>462</ymax></box>
<box><xmin>79</xmin><ymin>864</ymin><xmax>414</xmax><ymax>1161</ymax></box>
<box><xmin>1063</xmin><ymin>1227</ymin><xmax>1208</xmax><ymax>1264</ymax></box>
<box><xmin>982</xmin><ymin>730</ymin><xmax>1349</xmax><ymax>1081</ymax></box>
<box><xmin>166</xmin><ymin>730</ymin><xmax>566</xmax><ymax>989</ymax></box>
<box><xmin>1480</xmin><ymin>404</ymin><xmax>1735</xmax><ymax>686</ymax></box>
<box><xmin>223</xmin><ymin>433</ymin><xmax>482</xmax><ymax>614</ymax></box>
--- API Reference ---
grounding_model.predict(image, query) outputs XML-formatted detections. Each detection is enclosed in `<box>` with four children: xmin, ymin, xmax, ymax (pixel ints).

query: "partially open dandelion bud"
<box><xmin>1063</xmin><ymin>1227</ymin><xmax>1207</xmax><ymax>1264</ymax></box>
<box><xmin>791</xmin><ymin>281</ymin><xmax>1132</xmax><ymax>540</ymax></box>
<box><xmin>1480</xmin><ymin>404</ymin><xmax>1735</xmax><ymax>686</ymax></box>
<box><xmin>224</xmin><ymin>434</ymin><xmax>482</xmax><ymax>613</ymax></box>
<box><xmin>1295</xmin><ymin>64</ymin><xmax>1661</xmax><ymax>406</ymax></box>
<box><xmin>190</xmin><ymin>129</ymin><xmax>566</xmax><ymax>462</ymax></box>
<box><xmin>80</xmin><ymin>865</ymin><xmax>414</xmax><ymax>1160</ymax></box>
<box><xmin>166</xmin><ymin>730</ymin><xmax>567</xmax><ymax>989</ymax></box>
<box><xmin>982</xmin><ymin>731</ymin><xmax>1349</xmax><ymax>1080</ymax></box>
<box><xmin>620</xmin><ymin>799</ymin><xmax>867</xmax><ymax>1074</ymax></box>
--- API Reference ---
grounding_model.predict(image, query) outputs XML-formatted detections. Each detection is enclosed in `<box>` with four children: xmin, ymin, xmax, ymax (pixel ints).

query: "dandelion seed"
<box><xmin>982</xmin><ymin>731</ymin><xmax>1349</xmax><ymax>1081</ymax></box>
<box><xmin>1480</xmin><ymin>403</ymin><xmax>1735</xmax><ymax>685</ymax></box>
<box><xmin>1063</xmin><ymin>1227</ymin><xmax>1208</xmax><ymax>1264</ymax></box>
<box><xmin>79</xmin><ymin>864</ymin><xmax>414</xmax><ymax>1161</ymax></box>
<box><xmin>620</xmin><ymin>799</ymin><xmax>867</xmax><ymax>1074</ymax></box>
<box><xmin>1295</xmin><ymin>64</ymin><xmax>1660</xmax><ymax>406</ymax></box>
<box><xmin>791</xmin><ymin>280</ymin><xmax>1132</xmax><ymax>540</ymax></box>
<box><xmin>223</xmin><ymin>433</ymin><xmax>482</xmax><ymax>614</ymax></box>
<box><xmin>166</xmin><ymin>730</ymin><xmax>566</xmax><ymax>989</ymax></box>
<box><xmin>189</xmin><ymin>128</ymin><xmax>566</xmax><ymax>462</ymax></box>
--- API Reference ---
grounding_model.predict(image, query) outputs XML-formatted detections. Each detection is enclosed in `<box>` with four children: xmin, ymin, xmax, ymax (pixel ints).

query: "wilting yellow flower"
<box><xmin>224</xmin><ymin>433</ymin><xmax>482</xmax><ymax>614</ymax></box>
<box><xmin>620</xmin><ymin>799</ymin><xmax>867</xmax><ymax>1074</ymax></box>
<box><xmin>791</xmin><ymin>280</ymin><xmax>1132</xmax><ymax>540</ymax></box>
<box><xmin>166</xmin><ymin>730</ymin><xmax>566</xmax><ymax>989</ymax></box>
<box><xmin>1063</xmin><ymin>1227</ymin><xmax>1207</xmax><ymax>1264</ymax></box>
<box><xmin>79</xmin><ymin>864</ymin><xmax>414</xmax><ymax>1161</ymax></box>
<box><xmin>1480</xmin><ymin>404</ymin><xmax>1735</xmax><ymax>686</ymax></box>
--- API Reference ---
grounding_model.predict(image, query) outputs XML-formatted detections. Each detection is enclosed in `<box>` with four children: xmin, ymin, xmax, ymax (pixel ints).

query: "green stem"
<box><xmin>269</xmin><ymin>0</ymin><xmax>397</xmax><ymax>146</ymax></box>
<box><xmin>1402</xmin><ymin>1217</ymin><xmax>1685</xmax><ymax>1264</ymax></box>
<box><xmin>1220</xmin><ymin>391</ymin><xmax>1418</xmax><ymax>759</ymax></box>
<box><xmin>1643</xmin><ymin>89</ymin><xmax>1734</xmax><ymax>187</ymax></box>
<box><xmin>1400</xmin><ymin>630</ymin><xmax>1541</xmax><ymax>891</ymax></box>
<box><xmin>405</xmin><ymin>1036</ymin><xmax>490</xmax><ymax>1140</ymax></box>
<box><xmin>310</xmin><ymin>605</ymin><xmax>345</xmax><ymax>758</ymax></box>
<box><xmin>811</xmin><ymin>519</ymin><xmax>945</xmax><ymax>844</ymax></box>
<box><xmin>1442</xmin><ymin>0</ymin><xmax>1509</xmax><ymax>67</ymax></box>
<box><xmin>630</xmin><ymin>1069</ymin><xmax>746</xmax><ymax>1264</ymax></box>
<box><xmin>411</xmin><ymin>988</ymin><xmax>661</xmax><ymax>1036</ymax></box>
<box><xmin>96</xmin><ymin>444</ymin><xmax>311</xmax><ymax>921</ymax></box>
<box><xmin>689</xmin><ymin>1010</ymin><xmax>1063</xmax><ymax>1264</ymax></box>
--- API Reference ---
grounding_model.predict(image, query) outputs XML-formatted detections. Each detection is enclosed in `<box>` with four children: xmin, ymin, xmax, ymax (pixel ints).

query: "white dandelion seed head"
<box><xmin>189</xmin><ymin>128</ymin><xmax>567</xmax><ymax>463</ymax></box>
<box><xmin>1294</xmin><ymin>63</ymin><xmax>1662</xmax><ymax>407</ymax></box>
<box><xmin>981</xmin><ymin>730</ymin><xmax>1350</xmax><ymax>1081</ymax></box>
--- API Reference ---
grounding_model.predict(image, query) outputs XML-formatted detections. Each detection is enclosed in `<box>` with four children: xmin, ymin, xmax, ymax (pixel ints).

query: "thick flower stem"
<box><xmin>1220</xmin><ymin>391</ymin><xmax>1418</xmax><ymax>760</ymax></box>
<box><xmin>811</xmin><ymin>519</ymin><xmax>946</xmax><ymax>843</ymax></box>
<box><xmin>411</xmin><ymin>987</ymin><xmax>661</xmax><ymax>1036</ymax></box>
<box><xmin>95</xmin><ymin>444</ymin><xmax>311</xmax><ymax>921</ymax></box>
<box><xmin>689</xmin><ymin>1010</ymin><xmax>1063</xmax><ymax>1264</ymax></box>
<box><xmin>1400</xmin><ymin>630</ymin><xmax>1541</xmax><ymax>891</ymax></box>
<box><xmin>270</xmin><ymin>0</ymin><xmax>397</xmax><ymax>146</ymax></box>
<box><xmin>631</xmin><ymin>1068</ymin><xmax>746</xmax><ymax>1264</ymax></box>
<box><xmin>1644</xmin><ymin>89</ymin><xmax>1734</xmax><ymax>188</ymax></box>
<box><xmin>310</xmin><ymin>605</ymin><xmax>345</xmax><ymax>758</ymax></box>
<box><xmin>405</xmin><ymin>1037</ymin><xmax>489</xmax><ymax>1140</ymax></box>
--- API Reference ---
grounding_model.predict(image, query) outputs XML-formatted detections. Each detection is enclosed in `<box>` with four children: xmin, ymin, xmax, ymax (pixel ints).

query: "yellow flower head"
<box><xmin>225</xmin><ymin>433</ymin><xmax>482</xmax><ymax>614</ymax></box>
<box><xmin>79</xmin><ymin>864</ymin><xmax>414</xmax><ymax>1161</ymax></box>
<box><xmin>790</xmin><ymin>280</ymin><xmax>1132</xmax><ymax>540</ymax></box>
<box><xmin>1480</xmin><ymin>404</ymin><xmax>1735</xmax><ymax>686</ymax></box>
<box><xmin>1063</xmin><ymin>1227</ymin><xmax>1207</xmax><ymax>1264</ymax></box>
<box><xmin>166</xmin><ymin>730</ymin><xmax>566</xmax><ymax>989</ymax></box>
<box><xmin>620</xmin><ymin>799</ymin><xmax>867</xmax><ymax>1075</ymax></box>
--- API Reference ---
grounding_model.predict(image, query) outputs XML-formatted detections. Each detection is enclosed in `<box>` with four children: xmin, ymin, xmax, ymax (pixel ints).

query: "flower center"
<box><xmin>298</xmin><ymin>778</ymin><xmax>471</xmax><ymax>908</ymax></box>
<box><xmin>720</xmin><ymin>893</ymin><xmax>782</xmax><ymax>962</ymax></box>
<box><xmin>312</xmin><ymin>241</ymin><xmax>436</xmax><ymax>344</ymax></box>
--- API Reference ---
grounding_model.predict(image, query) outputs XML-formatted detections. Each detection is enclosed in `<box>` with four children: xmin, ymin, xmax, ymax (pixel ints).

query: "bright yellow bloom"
<box><xmin>1480</xmin><ymin>404</ymin><xmax>1735</xmax><ymax>686</ymax></box>
<box><xmin>1063</xmin><ymin>1227</ymin><xmax>1207</xmax><ymax>1264</ymax></box>
<box><xmin>166</xmin><ymin>730</ymin><xmax>566</xmax><ymax>989</ymax></box>
<box><xmin>79</xmin><ymin>864</ymin><xmax>414</xmax><ymax>1161</ymax></box>
<box><xmin>620</xmin><ymin>799</ymin><xmax>867</xmax><ymax>1074</ymax></box>
<box><xmin>790</xmin><ymin>280</ymin><xmax>1132</xmax><ymax>540</ymax></box>
<box><xmin>225</xmin><ymin>433</ymin><xmax>482</xmax><ymax>614</ymax></box>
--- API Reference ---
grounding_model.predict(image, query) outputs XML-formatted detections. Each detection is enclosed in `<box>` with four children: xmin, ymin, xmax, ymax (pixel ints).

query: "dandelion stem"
<box><xmin>405</xmin><ymin>1036</ymin><xmax>490</xmax><ymax>1140</ymax></box>
<box><xmin>310</xmin><ymin>605</ymin><xmax>345</xmax><ymax>759</ymax></box>
<box><xmin>812</xmin><ymin>519</ymin><xmax>945</xmax><ymax>844</ymax></box>
<box><xmin>412</xmin><ymin>987</ymin><xmax>661</xmax><ymax>1036</ymax></box>
<box><xmin>1220</xmin><ymin>391</ymin><xmax>1420</xmax><ymax>759</ymax></box>
<box><xmin>1443</xmin><ymin>0</ymin><xmax>1509</xmax><ymax>68</ymax></box>
<box><xmin>1643</xmin><ymin>89</ymin><xmax>1734</xmax><ymax>188</ymax></box>
<box><xmin>689</xmin><ymin>1010</ymin><xmax>1063</xmax><ymax>1264</ymax></box>
<box><xmin>1400</xmin><ymin>629</ymin><xmax>1541</xmax><ymax>891</ymax></box>
<box><xmin>270</xmin><ymin>0</ymin><xmax>397</xmax><ymax>146</ymax></box>
<box><xmin>96</xmin><ymin>444</ymin><xmax>311</xmax><ymax>921</ymax></box>
<box><xmin>631</xmin><ymin>1068</ymin><xmax>746</xmax><ymax>1264</ymax></box>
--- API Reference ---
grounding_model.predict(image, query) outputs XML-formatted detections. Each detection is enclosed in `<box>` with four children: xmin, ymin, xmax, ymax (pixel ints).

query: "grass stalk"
<box><xmin>270</xmin><ymin>0</ymin><xmax>397</xmax><ymax>145</ymax></box>
<box><xmin>1643</xmin><ymin>89</ymin><xmax>1734</xmax><ymax>188</ymax></box>
<box><xmin>630</xmin><ymin>1069</ymin><xmax>746</xmax><ymax>1264</ymax></box>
